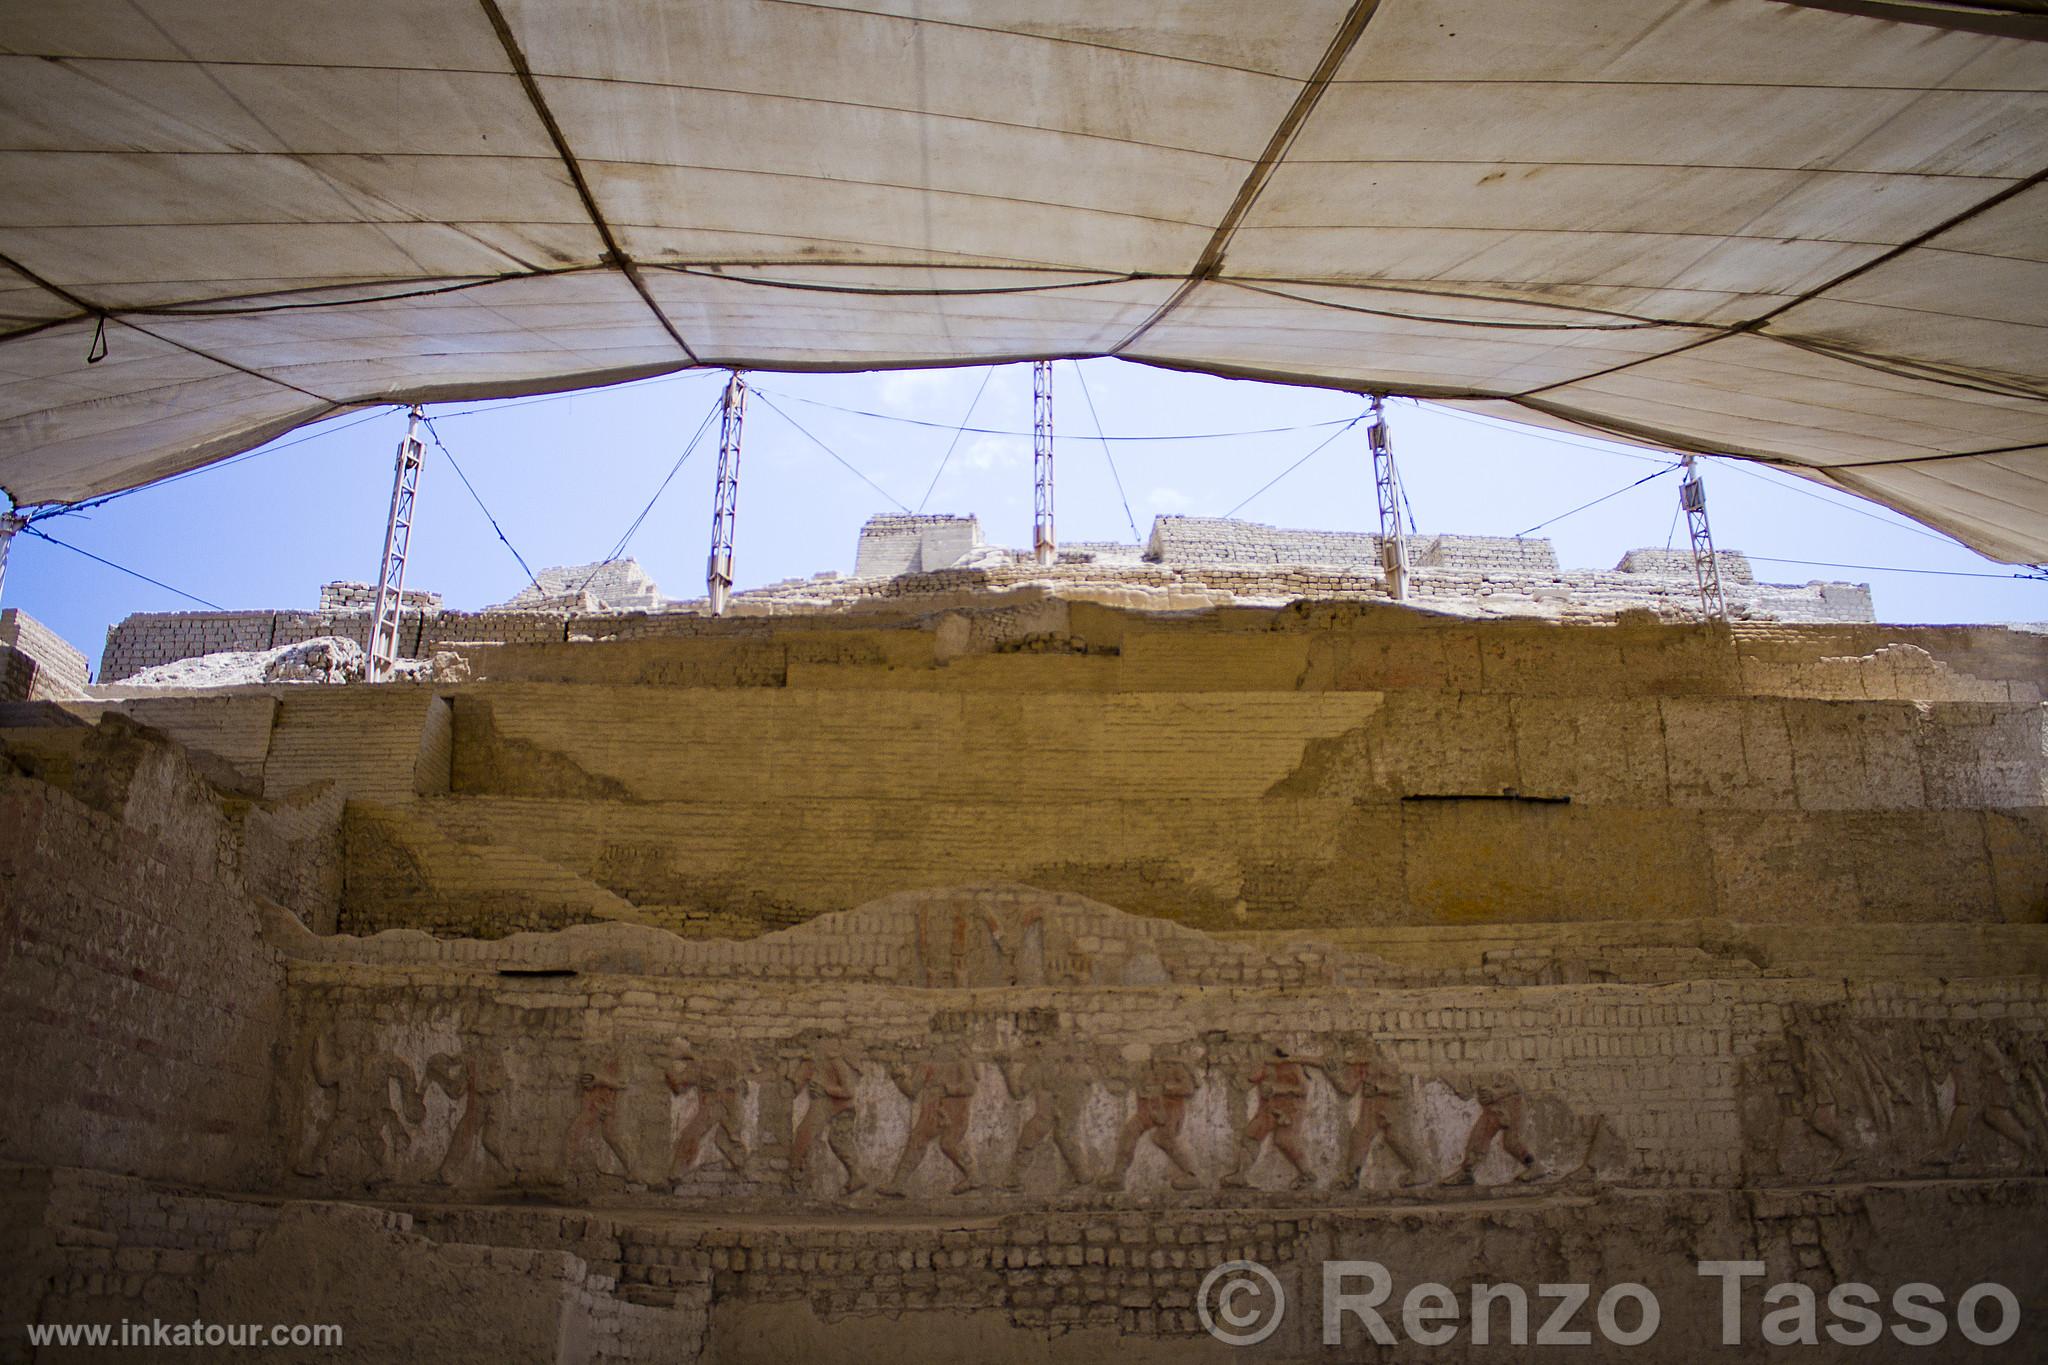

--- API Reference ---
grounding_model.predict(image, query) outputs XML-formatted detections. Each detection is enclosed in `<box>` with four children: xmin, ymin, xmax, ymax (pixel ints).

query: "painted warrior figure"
<box><xmin>296</xmin><ymin>1023</ymin><xmax>425</xmax><ymax>1180</ymax></box>
<box><xmin>1779</xmin><ymin>1018</ymin><xmax>1856</xmax><ymax>1172</ymax></box>
<box><xmin>1441</xmin><ymin>1074</ymin><xmax>1546</xmax><ymax>1187</ymax></box>
<box><xmin>561</xmin><ymin>1053</ymin><xmax>635</xmax><ymax>1179</ymax></box>
<box><xmin>883</xmin><ymin>1051</ymin><xmax>982</xmax><ymax>1195</ymax></box>
<box><xmin>790</xmin><ymin>1044</ymin><xmax>866</xmax><ymax>1194</ymax></box>
<box><xmin>1322</xmin><ymin>1037</ymin><xmax>1429</xmax><ymax>1189</ymax></box>
<box><xmin>665</xmin><ymin>1043</ymin><xmax>749</xmax><ymax>1179</ymax></box>
<box><xmin>1100</xmin><ymin>1051</ymin><xmax>1203</xmax><ymax>1191</ymax></box>
<box><xmin>1222</xmin><ymin>1048</ymin><xmax>1316</xmax><ymax>1190</ymax></box>
<box><xmin>424</xmin><ymin>1043</ymin><xmax>512</xmax><ymax>1184</ymax></box>
<box><xmin>999</xmin><ymin>1045</ymin><xmax>1094</xmax><ymax>1189</ymax></box>
<box><xmin>1923</xmin><ymin>1024</ymin><xmax>2034</xmax><ymax>1169</ymax></box>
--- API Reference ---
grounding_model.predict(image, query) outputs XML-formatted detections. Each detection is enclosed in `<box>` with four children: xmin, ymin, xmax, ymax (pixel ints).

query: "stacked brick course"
<box><xmin>851</xmin><ymin>514</ymin><xmax>984</xmax><ymax>578</ymax></box>
<box><xmin>95</xmin><ymin>512</ymin><xmax>1882</xmax><ymax>681</ymax></box>
<box><xmin>1616</xmin><ymin>546</ymin><xmax>1757</xmax><ymax>583</ymax></box>
<box><xmin>494</xmin><ymin>560</ymin><xmax>664</xmax><ymax>612</ymax></box>
<box><xmin>7</xmin><ymin>594</ymin><xmax>2048</xmax><ymax>1361</ymax></box>
<box><xmin>0</xmin><ymin>608</ymin><xmax>88</xmax><ymax>698</ymax></box>
<box><xmin>726</xmin><ymin>515</ymin><xmax>1870</xmax><ymax>625</ymax></box>
<box><xmin>4</xmin><ymin>1166</ymin><xmax>705</xmax><ymax>1364</ymax></box>
<box><xmin>318</xmin><ymin>580</ymin><xmax>443</xmax><ymax>613</ymax></box>
<box><xmin>0</xmin><ymin>725</ymin><xmax>288</xmax><ymax>1187</ymax></box>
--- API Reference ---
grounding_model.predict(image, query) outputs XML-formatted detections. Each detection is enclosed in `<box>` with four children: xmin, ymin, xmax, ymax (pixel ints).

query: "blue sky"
<box><xmin>8</xmin><ymin>358</ymin><xmax>2043</xmax><ymax>678</ymax></box>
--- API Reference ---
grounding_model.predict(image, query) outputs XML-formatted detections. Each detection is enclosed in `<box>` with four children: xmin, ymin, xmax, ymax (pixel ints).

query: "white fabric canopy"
<box><xmin>2</xmin><ymin>0</ymin><xmax>2044</xmax><ymax>559</ymax></box>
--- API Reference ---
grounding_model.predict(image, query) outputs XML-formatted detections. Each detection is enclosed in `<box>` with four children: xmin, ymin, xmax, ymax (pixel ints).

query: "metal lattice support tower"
<box><xmin>1679</xmin><ymin>454</ymin><xmax>1727</xmax><ymax>620</ymax></box>
<box><xmin>1367</xmin><ymin>396</ymin><xmax>1411</xmax><ymax>602</ymax></box>
<box><xmin>0</xmin><ymin>509</ymin><xmax>22</xmax><ymax>608</ymax></box>
<box><xmin>1032</xmin><ymin>360</ymin><xmax>1056</xmax><ymax>567</ymax></box>
<box><xmin>367</xmin><ymin>405</ymin><xmax>426</xmax><ymax>682</ymax></box>
<box><xmin>706</xmin><ymin>370</ymin><xmax>748</xmax><ymax>616</ymax></box>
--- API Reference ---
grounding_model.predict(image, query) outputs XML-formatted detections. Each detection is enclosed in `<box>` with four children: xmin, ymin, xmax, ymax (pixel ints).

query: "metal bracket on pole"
<box><xmin>1032</xmin><ymin>360</ymin><xmax>1056</xmax><ymax>567</ymax></box>
<box><xmin>1679</xmin><ymin>454</ymin><xmax>1727</xmax><ymax>620</ymax></box>
<box><xmin>1368</xmin><ymin>395</ymin><xmax>1410</xmax><ymax>602</ymax></box>
<box><xmin>706</xmin><ymin>371</ymin><xmax>747</xmax><ymax>616</ymax></box>
<box><xmin>367</xmin><ymin>405</ymin><xmax>426</xmax><ymax>682</ymax></box>
<box><xmin>0</xmin><ymin>509</ymin><xmax>23</xmax><ymax>609</ymax></box>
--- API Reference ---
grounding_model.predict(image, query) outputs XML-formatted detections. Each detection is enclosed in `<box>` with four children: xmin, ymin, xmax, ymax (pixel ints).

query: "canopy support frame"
<box><xmin>368</xmin><ymin>405</ymin><xmax>426</xmax><ymax>682</ymax></box>
<box><xmin>1680</xmin><ymin>454</ymin><xmax>1727</xmax><ymax>620</ymax></box>
<box><xmin>1368</xmin><ymin>396</ymin><xmax>1411</xmax><ymax>602</ymax></box>
<box><xmin>707</xmin><ymin>371</ymin><xmax>747</xmax><ymax>616</ymax></box>
<box><xmin>1033</xmin><ymin>360</ymin><xmax>1056</xmax><ymax>567</ymax></box>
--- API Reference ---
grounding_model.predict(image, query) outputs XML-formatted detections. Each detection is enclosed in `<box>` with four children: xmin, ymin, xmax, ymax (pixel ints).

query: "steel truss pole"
<box><xmin>1032</xmin><ymin>360</ymin><xmax>1056</xmax><ymax>567</ymax></box>
<box><xmin>1368</xmin><ymin>395</ymin><xmax>1411</xmax><ymax>601</ymax></box>
<box><xmin>1680</xmin><ymin>454</ymin><xmax>1727</xmax><ymax>620</ymax></box>
<box><xmin>367</xmin><ymin>405</ymin><xmax>427</xmax><ymax>682</ymax></box>
<box><xmin>706</xmin><ymin>371</ymin><xmax>747</xmax><ymax>616</ymax></box>
<box><xmin>0</xmin><ymin>509</ymin><xmax>22</xmax><ymax>609</ymax></box>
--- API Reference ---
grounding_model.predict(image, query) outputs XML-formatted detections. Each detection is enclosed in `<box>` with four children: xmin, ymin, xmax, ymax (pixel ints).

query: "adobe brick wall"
<box><xmin>84</xmin><ymin>604</ymin><xmax>2048</xmax><ymax>942</ymax></box>
<box><xmin>199</xmin><ymin>606</ymin><xmax>2037</xmax><ymax>939</ymax></box>
<box><xmin>0</xmin><ymin>609</ymin><xmax>88</xmax><ymax>698</ymax></box>
<box><xmin>2</xmin><ymin>1166</ymin><xmax>707</xmax><ymax>1365</ymax></box>
<box><xmin>465</xmin><ymin>1182</ymin><xmax>2045</xmax><ymax>1362</ymax></box>
<box><xmin>1617</xmin><ymin>546</ymin><xmax>1758</xmax><ymax>583</ymax></box>
<box><xmin>318</xmin><ymin>580</ymin><xmax>443</xmax><ymax>613</ymax></box>
<box><xmin>277</xmin><ymin>946</ymin><xmax>2048</xmax><ymax>1199</ymax></box>
<box><xmin>1147</xmin><ymin>518</ymin><xmax>1565</xmax><ymax>578</ymax></box>
<box><xmin>0</xmin><ymin>740</ymin><xmax>288</xmax><ymax>1188</ymax></box>
<box><xmin>494</xmin><ymin>560</ymin><xmax>664</xmax><ymax>612</ymax></box>
<box><xmin>8</xmin><ymin>630</ymin><xmax>2048</xmax><ymax>1362</ymax></box>
<box><xmin>852</xmin><ymin>514</ymin><xmax>985</xmax><ymax>578</ymax></box>
<box><xmin>93</xmin><ymin>513</ymin><xmax>1882</xmax><ymax>683</ymax></box>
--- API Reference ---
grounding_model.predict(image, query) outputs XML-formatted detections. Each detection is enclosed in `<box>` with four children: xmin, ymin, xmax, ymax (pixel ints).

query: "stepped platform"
<box><xmin>3</xmin><ymin>601</ymin><xmax>2043</xmax><ymax>1361</ymax></box>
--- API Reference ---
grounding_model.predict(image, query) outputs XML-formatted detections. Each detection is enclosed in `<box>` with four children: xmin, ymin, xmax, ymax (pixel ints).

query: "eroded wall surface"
<box><xmin>7</xmin><ymin>604</ymin><xmax>2047</xmax><ymax>1362</ymax></box>
<box><xmin>0</xmin><ymin>609</ymin><xmax>87</xmax><ymax>701</ymax></box>
<box><xmin>275</xmin><ymin>893</ymin><xmax>2048</xmax><ymax>1203</ymax></box>
<box><xmin>265</xmin><ymin>884</ymin><xmax>2048</xmax><ymax>1362</ymax></box>
<box><xmin>0</xmin><ymin>713</ymin><xmax>295</xmax><ymax>1189</ymax></box>
<box><xmin>96</xmin><ymin>603</ymin><xmax>2045</xmax><ymax>940</ymax></box>
<box><xmin>96</xmin><ymin>516</ymin><xmax>1884</xmax><ymax>682</ymax></box>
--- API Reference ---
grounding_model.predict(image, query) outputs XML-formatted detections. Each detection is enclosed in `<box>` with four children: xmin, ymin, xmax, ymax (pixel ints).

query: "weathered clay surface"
<box><xmin>4</xmin><ymin>602</ymin><xmax>2044</xmax><ymax>1362</ymax></box>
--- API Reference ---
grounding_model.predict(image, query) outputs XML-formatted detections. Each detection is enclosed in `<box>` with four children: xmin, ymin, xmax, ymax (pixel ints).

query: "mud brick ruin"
<box><xmin>4</xmin><ymin>550</ymin><xmax>2045</xmax><ymax>1361</ymax></box>
<box><xmin>91</xmin><ymin>514</ymin><xmax>1877</xmax><ymax>686</ymax></box>
<box><xmin>6</xmin><ymin>0</ymin><xmax>2048</xmax><ymax>1352</ymax></box>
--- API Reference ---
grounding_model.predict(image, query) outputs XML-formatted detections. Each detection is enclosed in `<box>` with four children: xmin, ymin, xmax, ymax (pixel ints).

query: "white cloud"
<box><xmin>960</xmin><ymin>434</ymin><xmax>1027</xmax><ymax>472</ymax></box>
<box><xmin>877</xmin><ymin>365</ymin><xmax>983</xmax><ymax>412</ymax></box>
<box><xmin>1148</xmin><ymin>485</ymin><xmax>1192</xmax><ymax>511</ymax></box>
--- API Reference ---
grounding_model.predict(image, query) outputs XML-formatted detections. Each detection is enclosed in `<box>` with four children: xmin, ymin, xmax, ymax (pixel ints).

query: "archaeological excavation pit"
<box><xmin>3</xmin><ymin>2</ymin><xmax>2047</xmax><ymax>1360</ymax></box>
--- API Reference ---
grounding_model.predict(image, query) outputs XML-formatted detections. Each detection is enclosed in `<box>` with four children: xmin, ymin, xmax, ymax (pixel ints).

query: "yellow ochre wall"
<box><xmin>98</xmin><ymin>602</ymin><xmax>2048</xmax><ymax>939</ymax></box>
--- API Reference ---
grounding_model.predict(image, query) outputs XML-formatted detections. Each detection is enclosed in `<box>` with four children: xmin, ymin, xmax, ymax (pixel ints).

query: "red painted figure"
<box><xmin>1441</xmin><ymin>1074</ymin><xmax>1545</xmax><ymax>1187</ymax></box>
<box><xmin>790</xmin><ymin>1047</ymin><xmax>866</xmax><ymax>1194</ymax></box>
<box><xmin>1222</xmin><ymin>1049</ymin><xmax>1315</xmax><ymax>1190</ymax></box>
<box><xmin>883</xmin><ymin>1052</ymin><xmax>981</xmax><ymax>1195</ymax></box>
<box><xmin>665</xmin><ymin>1045</ymin><xmax>748</xmax><ymax>1179</ymax></box>
<box><xmin>1100</xmin><ymin>1053</ymin><xmax>1203</xmax><ymax>1191</ymax></box>
<box><xmin>1322</xmin><ymin>1039</ymin><xmax>1429</xmax><ymax>1190</ymax></box>
<box><xmin>561</xmin><ymin>1053</ymin><xmax>634</xmax><ymax>1179</ymax></box>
